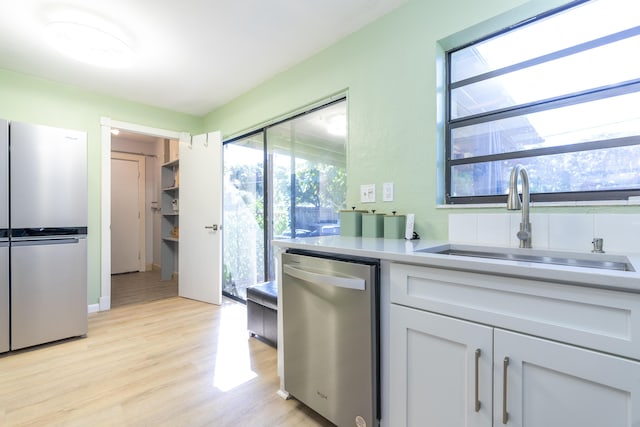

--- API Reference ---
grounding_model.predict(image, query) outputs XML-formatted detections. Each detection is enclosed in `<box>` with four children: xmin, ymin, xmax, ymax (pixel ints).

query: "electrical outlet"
<box><xmin>383</xmin><ymin>182</ymin><xmax>394</xmax><ymax>202</ymax></box>
<box><xmin>360</xmin><ymin>184</ymin><xmax>376</xmax><ymax>203</ymax></box>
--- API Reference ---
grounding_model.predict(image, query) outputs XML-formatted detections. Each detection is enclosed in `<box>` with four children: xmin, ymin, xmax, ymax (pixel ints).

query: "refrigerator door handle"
<box><xmin>11</xmin><ymin>238</ymin><xmax>80</xmax><ymax>247</ymax></box>
<box><xmin>283</xmin><ymin>264</ymin><xmax>365</xmax><ymax>291</ymax></box>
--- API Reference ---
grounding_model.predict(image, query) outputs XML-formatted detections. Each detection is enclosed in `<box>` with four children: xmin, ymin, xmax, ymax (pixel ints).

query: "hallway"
<box><xmin>111</xmin><ymin>268</ymin><xmax>178</xmax><ymax>308</ymax></box>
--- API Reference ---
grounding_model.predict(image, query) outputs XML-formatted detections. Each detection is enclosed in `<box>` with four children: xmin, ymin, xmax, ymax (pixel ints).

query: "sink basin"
<box><xmin>416</xmin><ymin>244</ymin><xmax>635</xmax><ymax>272</ymax></box>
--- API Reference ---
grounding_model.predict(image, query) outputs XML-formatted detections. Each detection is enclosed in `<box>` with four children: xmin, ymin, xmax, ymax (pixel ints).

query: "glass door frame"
<box><xmin>222</xmin><ymin>96</ymin><xmax>347</xmax><ymax>301</ymax></box>
<box><xmin>222</xmin><ymin>129</ymin><xmax>268</xmax><ymax>302</ymax></box>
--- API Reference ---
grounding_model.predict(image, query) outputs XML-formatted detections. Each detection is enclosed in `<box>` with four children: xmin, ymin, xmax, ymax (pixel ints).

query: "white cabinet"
<box><xmin>390</xmin><ymin>305</ymin><xmax>492</xmax><ymax>427</ymax></box>
<box><xmin>390</xmin><ymin>263</ymin><xmax>640</xmax><ymax>427</ymax></box>
<box><xmin>495</xmin><ymin>329</ymin><xmax>640</xmax><ymax>427</ymax></box>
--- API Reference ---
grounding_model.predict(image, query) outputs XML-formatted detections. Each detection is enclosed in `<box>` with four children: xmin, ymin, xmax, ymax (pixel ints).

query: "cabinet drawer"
<box><xmin>390</xmin><ymin>263</ymin><xmax>640</xmax><ymax>360</ymax></box>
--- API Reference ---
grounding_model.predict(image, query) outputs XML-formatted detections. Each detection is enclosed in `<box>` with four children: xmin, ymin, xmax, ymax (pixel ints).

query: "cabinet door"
<box><xmin>390</xmin><ymin>305</ymin><xmax>493</xmax><ymax>427</ymax></box>
<box><xmin>494</xmin><ymin>329</ymin><xmax>640</xmax><ymax>427</ymax></box>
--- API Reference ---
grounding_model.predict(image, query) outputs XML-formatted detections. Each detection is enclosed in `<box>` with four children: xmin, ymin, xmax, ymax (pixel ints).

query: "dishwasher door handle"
<box><xmin>283</xmin><ymin>264</ymin><xmax>366</xmax><ymax>291</ymax></box>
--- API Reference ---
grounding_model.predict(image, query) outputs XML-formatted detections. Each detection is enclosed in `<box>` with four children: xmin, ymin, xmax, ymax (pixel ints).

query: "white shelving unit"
<box><xmin>160</xmin><ymin>159</ymin><xmax>179</xmax><ymax>281</ymax></box>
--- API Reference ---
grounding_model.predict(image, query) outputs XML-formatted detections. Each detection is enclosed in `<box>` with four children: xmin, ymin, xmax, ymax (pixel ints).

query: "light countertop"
<box><xmin>273</xmin><ymin>236</ymin><xmax>640</xmax><ymax>293</ymax></box>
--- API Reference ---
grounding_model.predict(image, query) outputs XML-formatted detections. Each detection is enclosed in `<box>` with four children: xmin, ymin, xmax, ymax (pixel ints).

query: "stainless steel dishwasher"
<box><xmin>282</xmin><ymin>250</ymin><xmax>379</xmax><ymax>427</ymax></box>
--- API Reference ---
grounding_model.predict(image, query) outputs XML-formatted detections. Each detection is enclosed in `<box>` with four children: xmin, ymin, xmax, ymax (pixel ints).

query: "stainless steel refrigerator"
<box><xmin>0</xmin><ymin>120</ymin><xmax>8</xmax><ymax>353</ymax></box>
<box><xmin>9</xmin><ymin>121</ymin><xmax>88</xmax><ymax>351</ymax></box>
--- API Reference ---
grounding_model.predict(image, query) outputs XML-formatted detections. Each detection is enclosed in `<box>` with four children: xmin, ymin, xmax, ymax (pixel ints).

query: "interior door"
<box><xmin>111</xmin><ymin>154</ymin><xmax>144</xmax><ymax>274</ymax></box>
<box><xmin>179</xmin><ymin>131</ymin><xmax>222</xmax><ymax>304</ymax></box>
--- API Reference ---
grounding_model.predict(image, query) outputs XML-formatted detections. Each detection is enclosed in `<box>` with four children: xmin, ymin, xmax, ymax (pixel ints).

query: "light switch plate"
<box><xmin>383</xmin><ymin>182</ymin><xmax>394</xmax><ymax>202</ymax></box>
<box><xmin>360</xmin><ymin>184</ymin><xmax>376</xmax><ymax>203</ymax></box>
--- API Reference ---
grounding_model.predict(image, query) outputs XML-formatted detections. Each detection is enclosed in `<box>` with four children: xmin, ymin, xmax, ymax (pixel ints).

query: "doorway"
<box><xmin>100</xmin><ymin>118</ymin><xmax>188</xmax><ymax>311</ymax></box>
<box><xmin>109</xmin><ymin>129</ymin><xmax>177</xmax><ymax>308</ymax></box>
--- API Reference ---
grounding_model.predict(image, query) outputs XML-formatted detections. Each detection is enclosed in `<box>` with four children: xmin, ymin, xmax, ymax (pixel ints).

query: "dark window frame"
<box><xmin>444</xmin><ymin>0</ymin><xmax>640</xmax><ymax>204</ymax></box>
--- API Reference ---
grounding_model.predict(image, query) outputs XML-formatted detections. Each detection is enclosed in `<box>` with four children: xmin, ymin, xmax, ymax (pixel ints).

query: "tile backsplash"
<box><xmin>449</xmin><ymin>213</ymin><xmax>640</xmax><ymax>254</ymax></box>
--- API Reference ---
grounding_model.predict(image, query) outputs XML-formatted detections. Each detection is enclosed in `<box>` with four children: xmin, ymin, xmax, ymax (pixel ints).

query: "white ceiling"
<box><xmin>0</xmin><ymin>0</ymin><xmax>406</xmax><ymax>116</ymax></box>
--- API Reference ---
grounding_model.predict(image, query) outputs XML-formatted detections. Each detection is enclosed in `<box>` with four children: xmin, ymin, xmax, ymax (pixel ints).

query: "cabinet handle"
<box><xmin>502</xmin><ymin>357</ymin><xmax>510</xmax><ymax>424</ymax></box>
<box><xmin>474</xmin><ymin>349</ymin><xmax>481</xmax><ymax>412</ymax></box>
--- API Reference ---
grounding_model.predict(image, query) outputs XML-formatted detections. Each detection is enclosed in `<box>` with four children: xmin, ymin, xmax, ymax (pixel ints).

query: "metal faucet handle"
<box><xmin>592</xmin><ymin>238</ymin><xmax>605</xmax><ymax>253</ymax></box>
<box><xmin>517</xmin><ymin>222</ymin><xmax>532</xmax><ymax>248</ymax></box>
<box><xmin>517</xmin><ymin>229</ymin><xmax>530</xmax><ymax>241</ymax></box>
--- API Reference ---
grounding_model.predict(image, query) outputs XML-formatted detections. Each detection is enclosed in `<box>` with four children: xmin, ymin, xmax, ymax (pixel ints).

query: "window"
<box><xmin>222</xmin><ymin>98</ymin><xmax>347</xmax><ymax>300</ymax></box>
<box><xmin>445</xmin><ymin>0</ymin><xmax>640</xmax><ymax>204</ymax></box>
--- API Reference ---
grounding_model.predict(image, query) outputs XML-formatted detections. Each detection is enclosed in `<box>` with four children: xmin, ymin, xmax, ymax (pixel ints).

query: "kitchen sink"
<box><xmin>415</xmin><ymin>244</ymin><xmax>635</xmax><ymax>272</ymax></box>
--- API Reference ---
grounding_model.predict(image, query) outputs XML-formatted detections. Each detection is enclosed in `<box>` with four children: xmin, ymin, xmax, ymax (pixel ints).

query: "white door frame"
<box><xmin>100</xmin><ymin>117</ymin><xmax>190</xmax><ymax>311</ymax></box>
<box><xmin>111</xmin><ymin>152</ymin><xmax>146</xmax><ymax>273</ymax></box>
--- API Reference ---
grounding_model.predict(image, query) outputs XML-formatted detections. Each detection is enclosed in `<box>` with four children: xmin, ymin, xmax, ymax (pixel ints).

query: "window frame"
<box><xmin>444</xmin><ymin>0</ymin><xmax>640</xmax><ymax>205</ymax></box>
<box><xmin>221</xmin><ymin>96</ymin><xmax>347</xmax><ymax>301</ymax></box>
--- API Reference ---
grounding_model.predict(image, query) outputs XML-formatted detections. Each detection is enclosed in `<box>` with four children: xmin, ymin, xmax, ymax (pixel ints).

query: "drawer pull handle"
<box><xmin>503</xmin><ymin>357</ymin><xmax>510</xmax><ymax>424</ymax></box>
<box><xmin>474</xmin><ymin>349</ymin><xmax>481</xmax><ymax>412</ymax></box>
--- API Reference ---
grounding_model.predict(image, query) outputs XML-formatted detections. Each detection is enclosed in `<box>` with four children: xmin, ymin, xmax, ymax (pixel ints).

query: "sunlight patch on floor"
<box><xmin>213</xmin><ymin>301</ymin><xmax>258</xmax><ymax>392</ymax></box>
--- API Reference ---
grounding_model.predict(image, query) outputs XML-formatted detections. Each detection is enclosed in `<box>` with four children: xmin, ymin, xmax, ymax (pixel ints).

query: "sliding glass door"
<box><xmin>223</xmin><ymin>132</ymin><xmax>265</xmax><ymax>300</ymax></box>
<box><xmin>269</xmin><ymin>100</ymin><xmax>346</xmax><ymax>240</ymax></box>
<box><xmin>223</xmin><ymin>98</ymin><xmax>347</xmax><ymax>301</ymax></box>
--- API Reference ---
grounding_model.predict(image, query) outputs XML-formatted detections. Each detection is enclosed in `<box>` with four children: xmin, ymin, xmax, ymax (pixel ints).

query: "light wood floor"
<box><xmin>111</xmin><ymin>268</ymin><xmax>178</xmax><ymax>308</ymax></box>
<box><xmin>0</xmin><ymin>297</ymin><xmax>334</xmax><ymax>427</ymax></box>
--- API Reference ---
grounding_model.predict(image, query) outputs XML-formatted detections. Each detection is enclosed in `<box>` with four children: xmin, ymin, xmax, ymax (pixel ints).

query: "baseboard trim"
<box><xmin>99</xmin><ymin>296</ymin><xmax>111</xmax><ymax>311</ymax></box>
<box><xmin>277</xmin><ymin>389</ymin><xmax>290</xmax><ymax>400</ymax></box>
<box><xmin>88</xmin><ymin>303</ymin><xmax>100</xmax><ymax>313</ymax></box>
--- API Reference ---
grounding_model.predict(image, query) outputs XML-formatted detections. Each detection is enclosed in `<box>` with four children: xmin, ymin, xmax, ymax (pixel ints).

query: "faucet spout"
<box><xmin>507</xmin><ymin>165</ymin><xmax>532</xmax><ymax>248</ymax></box>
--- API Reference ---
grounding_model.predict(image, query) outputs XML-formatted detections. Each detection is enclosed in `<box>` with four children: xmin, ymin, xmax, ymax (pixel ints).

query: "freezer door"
<box><xmin>0</xmin><ymin>244</ymin><xmax>8</xmax><ymax>353</ymax></box>
<box><xmin>10</xmin><ymin>121</ymin><xmax>87</xmax><ymax>228</ymax></box>
<box><xmin>0</xmin><ymin>119</ymin><xmax>7</xmax><ymax>232</ymax></box>
<box><xmin>11</xmin><ymin>238</ymin><xmax>87</xmax><ymax>350</ymax></box>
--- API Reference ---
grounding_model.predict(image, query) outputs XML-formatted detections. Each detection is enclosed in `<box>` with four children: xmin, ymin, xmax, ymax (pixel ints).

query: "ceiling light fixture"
<box><xmin>44</xmin><ymin>21</ymin><xmax>134</xmax><ymax>68</ymax></box>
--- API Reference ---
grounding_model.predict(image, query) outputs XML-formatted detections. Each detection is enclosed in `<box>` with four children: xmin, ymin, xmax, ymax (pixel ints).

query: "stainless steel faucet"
<box><xmin>507</xmin><ymin>165</ymin><xmax>532</xmax><ymax>248</ymax></box>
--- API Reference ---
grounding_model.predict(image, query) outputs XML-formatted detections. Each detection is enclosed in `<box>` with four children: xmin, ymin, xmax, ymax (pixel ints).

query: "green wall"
<box><xmin>202</xmin><ymin>0</ymin><xmax>534</xmax><ymax>239</ymax></box>
<box><xmin>204</xmin><ymin>0</ymin><xmax>638</xmax><ymax>241</ymax></box>
<box><xmin>0</xmin><ymin>69</ymin><xmax>202</xmax><ymax>304</ymax></box>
